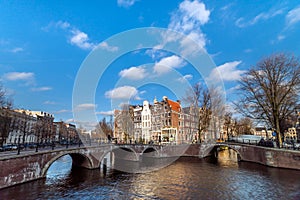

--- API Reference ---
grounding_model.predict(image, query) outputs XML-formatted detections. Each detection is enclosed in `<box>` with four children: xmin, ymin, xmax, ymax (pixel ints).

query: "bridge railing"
<box><xmin>224</xmin><ymin>138</ymin><xmax>300</xmax><ymax>150</ymax></box>
<box><xmin>226</xmin><ymin>138</ymin><xmax>259</xmax><ymax>145</ymax></box>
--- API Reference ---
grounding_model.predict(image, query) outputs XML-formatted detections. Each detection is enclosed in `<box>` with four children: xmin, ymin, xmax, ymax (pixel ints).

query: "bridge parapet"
<box><xmin>0</xmin><ymin>145</ymin><xmax>115</xmax><ymax>190</ymax></box>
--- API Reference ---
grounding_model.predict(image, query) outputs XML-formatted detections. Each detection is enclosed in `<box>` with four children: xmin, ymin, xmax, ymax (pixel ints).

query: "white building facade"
<box><xmin>141</xmin><ymin>100</ymin><xmax>152</xmax><ymax>143</ymax></box>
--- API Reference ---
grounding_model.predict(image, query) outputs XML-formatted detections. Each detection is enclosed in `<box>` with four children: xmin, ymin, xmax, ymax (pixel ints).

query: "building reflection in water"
<box><xmin>216</xmin><ymin>148</ymin><xmax>239</xmax><ymax>168</ymax></box>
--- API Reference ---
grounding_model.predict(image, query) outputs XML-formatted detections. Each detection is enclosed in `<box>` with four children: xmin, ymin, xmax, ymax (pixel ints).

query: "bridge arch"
<box><xmin>98</xmin><ymin>146</ymin><xmax>140</xmax><ymax>166</ymax></box>
<box><xmin>41</xmin><ymin>152</ymin><xmax>93</xmax><ymax>177</ymax></box>
<box><xmin>142</xmin><ymin>146</ymin><xmax>159</xmax><ymax>157</ymax></box>
<box><xmin>114</xmin><ymin>146</ymin><xmax>139</xmax><ymax>161</ymax></box>
<box><xmin>210</xmin><ymin>144</ymin><xmax>243</xmax><ymax>161</ymax></box>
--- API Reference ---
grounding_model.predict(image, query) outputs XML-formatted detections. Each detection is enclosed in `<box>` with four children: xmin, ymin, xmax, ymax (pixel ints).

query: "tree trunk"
<box><xmin>275</xmin><ymin>119</ymin><xmax>282</xmax><ymax>148</ymax></box>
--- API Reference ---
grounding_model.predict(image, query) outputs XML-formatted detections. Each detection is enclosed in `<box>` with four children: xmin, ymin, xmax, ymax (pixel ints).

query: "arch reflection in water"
<box><xmin>217</xmin><ymin>148</ymin><xmax>239</xmax><ymax>168</ymax></box>
<box><xmin>46</xmin><ymin>155</ymin><xmax>72</xmax><ymax>183</ymax></box>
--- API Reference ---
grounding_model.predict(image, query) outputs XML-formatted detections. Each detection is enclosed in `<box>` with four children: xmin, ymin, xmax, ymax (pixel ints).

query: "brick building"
<box><xmin>113</xmin><ymin>96</ymin><xmax>198</xmax><ymax>144</ymax></box>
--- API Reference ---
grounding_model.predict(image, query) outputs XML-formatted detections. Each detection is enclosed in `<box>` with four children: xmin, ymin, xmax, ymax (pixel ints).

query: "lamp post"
<box><xmin>52</xmin><ymin>135</ymin><xmax>55</xmax><ymax>150</ymax></box>
<box><xmin>66</xmin><ymin>131</ymin><xmax>69</xmax><ymax>149</ymax></box>
<box><xmin>17</xmin><ymin>134</ymin><xmax>21</xmax><ymax>155</ymax></box>
<box><xmin>35</xmin><ymin>129</ymin><xmax>40</xmax><ymax>152</ymax></box>
<box><xmin>35</xmin><ymin>143</ymin><xmax>38</xmax><ymax>152</ymax></box>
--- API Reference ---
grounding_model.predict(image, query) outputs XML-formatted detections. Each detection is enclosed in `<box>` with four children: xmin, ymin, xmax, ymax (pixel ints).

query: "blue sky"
<box><xmin>1</xmin><ymin>0</ymin><xmax>300</xmax><ymax>125</ymax></box>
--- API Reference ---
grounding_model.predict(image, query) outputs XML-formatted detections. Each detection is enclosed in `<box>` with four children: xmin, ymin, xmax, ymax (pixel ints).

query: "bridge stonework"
<box><xmin>0</xmin><ymin>145</ymin><xmax>114</xmax><ymax>190</ymax></box>
<box><xmin>1</xmin><ymin>143</ymin><xmax>300</xmax><ymax>190</ymax></box>
<box><xmin>230</xmin><ymin>144</ymin><xmax>300</xmax><ymax>169</ymax></box>
<box><xmin>202</xmin><ymin>143</ymin><xmax>300</xmax><ymax>170</ymax></box>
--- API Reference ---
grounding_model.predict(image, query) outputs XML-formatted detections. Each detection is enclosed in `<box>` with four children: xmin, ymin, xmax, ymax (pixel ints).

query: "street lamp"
<box><xmin>17</xmin><ymin>134</ymin><xmax>21</xmax><ymax>155</ymax></box>
<box><xmin>66</xmin><ymin>131</ymin><xmax>69</xmax><ymax>149</ymax></box>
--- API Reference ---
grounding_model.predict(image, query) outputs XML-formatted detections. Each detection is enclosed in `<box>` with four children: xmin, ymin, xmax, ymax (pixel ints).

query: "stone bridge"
<box><xmin>199</xmin><ymin>142</ymin><xmax>300</xmax><ymax>170</ymax></box>
<box><xmin>1</xmin><ymin>143</ymin><xmax>300</xmax><ymax>190</ymax></box>
<box><xmin>0</xmin><ymin>144</ymin><xmax>191</xmax><ymax>189</ymax></box>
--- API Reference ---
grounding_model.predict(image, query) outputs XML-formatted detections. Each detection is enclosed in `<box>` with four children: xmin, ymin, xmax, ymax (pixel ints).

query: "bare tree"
<box><xmin>236</xmin><ymin>53</ymin><xmax>300</xmax><ymax>147</ymax></box>
<box><xmin>19</xmin><ymin>117</ymin><xmax>29</xmax><ymax>147</ymax></box>
<box><xmin>116</xmin><ymin>104</ymin><xmax>134</xmax><ymax>143</ymax></box>
<box><xmin>223</xmin><ymin>112</ymin><xmax>233</xmax><ymax>139</ymax></box>
<box><xmin>0</xmin><ymin>108</ymin><xmax>12</xmax><ymax>146</ymax></box>
<box><xmin>208</xmin><ymin>85</ymin><xmax>226</xmax><ymax>141</ymax></box>
<box><xmin>100</xmin><ymin>118</ymin><xmax>113</xmax><ymax>136</ymax></box>
<box><xmin>0</xmin><ymin>84</ymin><xmax>14</xmax><ymax>146</ymax></box>
<box><xmin>182</xmin><ymin>83</ymin><xmax>214</xmax><ymax>142</ymax></box>
<box><xmin>0</xmin><ymin>83</ymin><xmax>13</xmax><ymax>108</ymax></box>
<box><xmin>0</xmin><ymin>83</ymin><xmax>6</xmax><ymax>107</ymax></box>
<box><xmin>96</xmin><ymin>117</ymin><xmax>113</xmax><ymax>142</ymax></box>
<box><xmin>235</xmin><ymin>117</ymin><xmax>254</xmax><ymax>135</ymax></box>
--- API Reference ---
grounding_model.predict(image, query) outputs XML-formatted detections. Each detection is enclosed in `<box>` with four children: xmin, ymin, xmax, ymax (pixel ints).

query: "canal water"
<box><xmin>1</xmin><ymin>149</ymin><xmax>300</xmax><ymax>199</ymax></box>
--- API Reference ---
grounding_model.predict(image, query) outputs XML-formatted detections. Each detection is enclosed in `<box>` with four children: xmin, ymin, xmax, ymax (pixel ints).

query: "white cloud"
<box><xmin>105</xmin><ymin>86</ymin><xmax>139</xmax><ymax>100</ymax></box>
<box><xmin>177</xmin><ymin>74</ymin><xmax>193</xmax><ymax>82</ymax></box>
<box><xmin>145</xmin><ymin>49</ymin><xmax>167</xmax><ymax>60</ymax></box>
<box><xmin>117</xmin><ymin>0</ymin><xmax>137</xmax><ymax>8</ymax></box>
<box><xmin>277</xmin><ymin>35</ymin><xmax>285</xmax><ymax>41</ymax></box>
<box><xmin>275</xmin><ymin>7</ymin><xmax>300</xmax><ymax>42</ymax></box>
<box><xmin>209</xmin><ymin>61</ymin><xmax>245</xmax><ymax>82</ymax></box>
<box><xmin>43</xmin><ymin>101</ymin><xmax>56</xmax><ymax>105</ymax></box>
<box><xmin>54</xmin><ymin>109</ymin><xmax>70</xmax><ymax>114</ymax></box>
<box><xmin>3</xmin><ymin>72</ymin><xmax>34</xmax><ymax>81</ymax></box>
<box><xmin>286</xmin><ymin>6</ymin><xmax>300</xmax><ymax>28</ymax></box>
<box><xmin>3</xmin><ymin>72</ymin><xmax>52</xmax><ymax>89</ymax></box>
<box><xmin>235</xmin><ymin>7</ymin><xmax>284</xmax><ymax>28</ymax></box>
<box><xmin>178</xmin><ymin>0</ymin><xmax>210</xmax><ymax>25</ymax></box>
<box><xmin>166</xmin><ymin>0</ymin><xmax>210</xmax><ymax>54</ymax></box>
<box><xmin>42</xmin><ymin>21</ymin><xmax>70</xmax><ymax>31</ymax></box>
<box><xmin>10</xmin><ymin>47</ymin><xmax>24</xmax><ymax>53</ymax></box>
<box><xmin>31</xmin><ymin>87</ymin><xmax>52</xmax><ymax>92</ymax></box>
<box><xmin>226</xmin><ymin>85</ymin><xmax>241</xmax><ymax>94</ymax></box>
<box><xmin>65</xmin><ymin>118</ymin><xmax>75</xmax><ymax>123</ymax></box>
<box><xmin>75</xmin><ymin>103</ymin><xmax>97</xmax><ymax>111</ymax></box>
<box><xmin>244</xmin><ymin>49</ymin><xmax>252</xmax><ymax>53</ymax></box>
<box><xmin>180</xmin><ymin>31</ymin><xmax>206</xmax><ymax>56</ymax></box>
<box><xmin>55</xmin><ymin>21</ymin><xmax>70</xmax><ymax>29</ymax></box>
<box><xmin>44</xmin><ymin>21</ymin><xmax>96</xmax><ymax>50</ymax></box>
<box><xmin>153</xmin><ymin>55</ymin><xmax>186</xmax><ymax>75</ymax></box>
<box><xmin>98</xmin><ymin>42</ymin><xmax>119</xmax><ymax>52</ymax></box>
<box><xmin>96</xmin><ymin>110</ymin><xmax>114</xmax><ymax>116</ymax></box>
<box><xmin>139</xmin><ymin>90</ymin><xmax>146</xmax><ymax>95</ymax></box>
<box><xmin>3</xmin><ymin>72</ymin><xmax>35</xmax><ymax>85</ymax></box>
<box><xmin>119</xmin><ymin>66</ymin><xmax>147</xmax><ymax>80</ymax></box>
<box><xmin>70</xmin><ymin>29</ymin><xmax>96</xmax><ymax>50</ymax></box>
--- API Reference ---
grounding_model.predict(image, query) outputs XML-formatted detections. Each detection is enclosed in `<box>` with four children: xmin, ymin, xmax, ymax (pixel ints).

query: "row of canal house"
<box><xmin>1</xmin><ymin>108</ymin><xmax>78</xmax><ymax>145</ymax></box>
<box><xmin>114</xmin><ymin>96</ymin><xmax>199</xmax><ymax>144</ymax></box>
